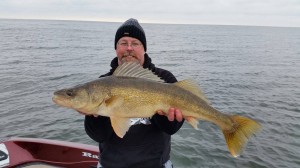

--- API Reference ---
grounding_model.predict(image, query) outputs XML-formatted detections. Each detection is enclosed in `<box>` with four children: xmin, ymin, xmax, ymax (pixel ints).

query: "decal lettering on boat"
<box><xmin>0</xmin><ymin>144</ymin><xmax>9</xmax><ymax>167</ymax></box>
<box><xmin>82</xmin><ymin>151</ymin><xmax>99</xmax><ymax>159</ymax></box>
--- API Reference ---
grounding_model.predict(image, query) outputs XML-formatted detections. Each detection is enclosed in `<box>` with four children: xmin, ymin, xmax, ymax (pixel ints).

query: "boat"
<box><xmin>0</xmin><ymin>137</ymin><xmax>99</xmax><ymax>168</ymax></box>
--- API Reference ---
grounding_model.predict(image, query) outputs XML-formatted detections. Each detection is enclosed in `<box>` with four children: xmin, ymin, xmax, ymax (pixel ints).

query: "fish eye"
<box><xmin>66</xmin><ymin>89</ymin><xmax>75</xmax><ymax>97</ymax></box>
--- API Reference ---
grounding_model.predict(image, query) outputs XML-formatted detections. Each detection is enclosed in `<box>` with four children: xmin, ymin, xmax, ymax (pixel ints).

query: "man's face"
<box><xmin>116</xmin><ymin>37</ymin><xmax>145</xmax><ymax>65</ymax></box>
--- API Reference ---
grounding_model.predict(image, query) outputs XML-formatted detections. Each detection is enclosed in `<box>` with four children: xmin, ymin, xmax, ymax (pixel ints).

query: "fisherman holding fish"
<box><xmin>53</xmin><ymin>18</ymin><xmax>261</xmax><ymax>168</ymax></box>
<box><xmin>85</xmin><ymin>18</ymin><xmax>184</xmax><ymax>168</ymax></box>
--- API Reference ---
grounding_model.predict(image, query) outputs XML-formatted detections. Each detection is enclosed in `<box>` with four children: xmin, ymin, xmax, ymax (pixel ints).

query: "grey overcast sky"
<box><xmin>1</xmin><ymin>0</ymin><xmax>300</xmax><ymax>27</ymax></box>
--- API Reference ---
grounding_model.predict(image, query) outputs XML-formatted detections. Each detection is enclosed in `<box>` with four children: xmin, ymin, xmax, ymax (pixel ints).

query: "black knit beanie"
<box><xmin>114</xmin><ymin>18</ymin><xmax>147</xmax><ymax>51</ymax></box>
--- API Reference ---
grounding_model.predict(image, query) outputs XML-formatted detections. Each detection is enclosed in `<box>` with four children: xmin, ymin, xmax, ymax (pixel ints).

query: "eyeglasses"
<box><xmin>117</xmin><ymin>41</ymin><xmax>142</xmax><ymax>49</ymax></box>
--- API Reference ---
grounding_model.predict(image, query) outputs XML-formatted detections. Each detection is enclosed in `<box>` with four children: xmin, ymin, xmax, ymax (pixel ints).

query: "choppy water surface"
<box><xmin>0</xmin><ymin>19</ymin><xmax>299</xmax><ymax>168</ymax></box>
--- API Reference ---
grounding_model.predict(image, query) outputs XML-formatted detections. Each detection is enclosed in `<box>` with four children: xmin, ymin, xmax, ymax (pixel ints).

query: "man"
<box><xmin>85</xmin><ymin>18</ymin><xmax>184</xmax><ymax>168</ymax></box>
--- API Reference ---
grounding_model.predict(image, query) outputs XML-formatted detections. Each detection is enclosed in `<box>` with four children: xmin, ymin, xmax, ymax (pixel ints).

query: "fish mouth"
<box><xmin>53</xmin><ymin>95</ymin><xmax>89</xmax><ymax>115</ymax></box>
<box><xmin>52</xmin><ymin>95</ymin><xmax>69</xmax><ymax>107</ymax></box>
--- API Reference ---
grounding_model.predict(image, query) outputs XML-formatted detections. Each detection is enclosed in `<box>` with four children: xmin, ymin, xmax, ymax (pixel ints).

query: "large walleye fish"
<box><xmin>53</xmin><ymin>62</ymin><xmax>261</xmax><ymax>157</ymax></box>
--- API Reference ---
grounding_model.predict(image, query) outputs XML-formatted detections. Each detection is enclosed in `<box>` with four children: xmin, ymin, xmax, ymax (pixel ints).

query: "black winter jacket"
<box><xmin>84</xmin><ymin>54</ymin><xmax>184</xmax><ymax>168</ymax></box>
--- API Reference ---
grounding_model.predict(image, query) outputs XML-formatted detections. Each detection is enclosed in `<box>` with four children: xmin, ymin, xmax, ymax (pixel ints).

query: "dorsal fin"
<box><xmin>175</xmin><ymin>79</ymin><xmax>210</xmax><ymax>104</ymax></box>
<box><xmin>113</xmin><ymin>61</ymin><xmax>164</xmax><ymax>82</ymax></box>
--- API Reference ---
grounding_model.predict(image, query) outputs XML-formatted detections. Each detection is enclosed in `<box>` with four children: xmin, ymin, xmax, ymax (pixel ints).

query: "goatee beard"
<box><xmin>120</xmin><ymin>52</ymin><xmax>139</xmax><ymax>64</ymax></box>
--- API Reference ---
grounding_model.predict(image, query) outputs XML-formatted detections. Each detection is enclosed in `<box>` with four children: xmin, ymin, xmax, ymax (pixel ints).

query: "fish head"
<box><xmin>52</xmin><ymin>83</ymin><xmax>109</xmax><ymax>115</ymax></box>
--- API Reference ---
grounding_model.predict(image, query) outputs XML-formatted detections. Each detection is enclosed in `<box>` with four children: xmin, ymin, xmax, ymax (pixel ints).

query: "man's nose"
<box><xmin>126</xmin><ymin>45</ymin><xmax>134</xmax><ymax>50</ymax></box>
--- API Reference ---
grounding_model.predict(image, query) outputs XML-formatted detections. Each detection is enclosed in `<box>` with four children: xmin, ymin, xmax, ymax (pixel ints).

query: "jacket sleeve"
<box><xmin>151</xmin><ymin>114</ymin><xmax>184</xmax><ymax>135</ymax></box>
<box><xmin>84</xmin><ymin>115</ymin><xmax>114</xmax><ymax>143</ymax></box>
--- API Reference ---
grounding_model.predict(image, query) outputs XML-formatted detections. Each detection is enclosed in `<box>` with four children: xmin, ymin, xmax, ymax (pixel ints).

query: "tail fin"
<box><xmin>222</xmin><ymin>115</ymin><xmax>261</xmax><ymax>157</ymax></box>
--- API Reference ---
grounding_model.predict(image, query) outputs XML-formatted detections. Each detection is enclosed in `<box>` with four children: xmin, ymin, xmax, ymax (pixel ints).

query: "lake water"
<box><xmin>0</xmin><ymin>19</ymin><xmax>299</xmax><ymax>168</ymax></box>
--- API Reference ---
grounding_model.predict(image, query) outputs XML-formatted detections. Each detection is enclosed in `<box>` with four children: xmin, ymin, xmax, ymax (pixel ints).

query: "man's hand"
<box><xmin>157</xmin><ymin>108</ymin><xmax>183</xmax><ymax>122</ymax></box>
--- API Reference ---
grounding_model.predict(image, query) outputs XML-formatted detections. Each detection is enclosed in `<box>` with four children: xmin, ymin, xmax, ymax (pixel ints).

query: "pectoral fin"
<box><xmin>105</xmin><ymin>95</ymin><xmax>124</xmax><ymax>108</ymax></box>
<box><xmin>110</xmin><ymin>116</ymin><xmax>131</xmax><ymax>138</ymax></box>
<box><xmin>97</xmin><ymin>95</ymin><xmax>124</xmax><ymax>116</ymax></box>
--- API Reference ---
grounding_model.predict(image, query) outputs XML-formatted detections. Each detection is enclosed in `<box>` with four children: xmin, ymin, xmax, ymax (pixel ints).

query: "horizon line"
<box><xmin>1</xmin><ymin>17</ymin><xmax>299</xmax><ymax>29</ymax></box>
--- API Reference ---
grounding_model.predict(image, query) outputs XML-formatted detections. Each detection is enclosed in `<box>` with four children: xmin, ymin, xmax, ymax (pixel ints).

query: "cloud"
<box><xmin>0</xmin><ymin>0</ymin><xmax>300</xmax><ymax>27</ymax></box>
